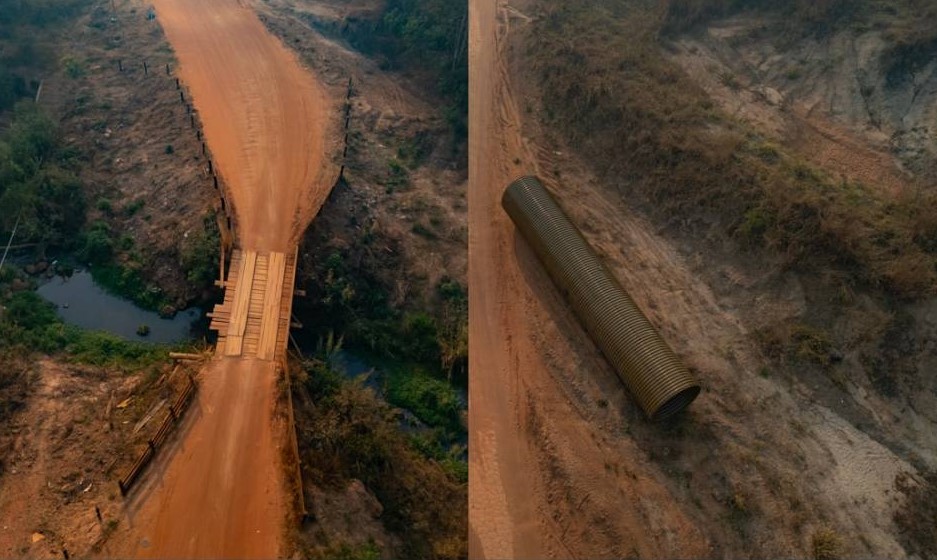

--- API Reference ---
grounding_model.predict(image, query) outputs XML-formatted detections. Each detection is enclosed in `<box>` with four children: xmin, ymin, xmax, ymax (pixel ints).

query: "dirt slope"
<box><xmin>150</xmin><ymin>0</ymin><xmax>339</xmax><ymax>253</ymax></box>
<box><xmin>469</xmin><ymin>1</ymin><xmax>705</xmax><ymax>558</ymax></box>
<box><xmin>470</xmin><ymin>1</ymin><xmax>922</xmax><ymax>558</ymax></box>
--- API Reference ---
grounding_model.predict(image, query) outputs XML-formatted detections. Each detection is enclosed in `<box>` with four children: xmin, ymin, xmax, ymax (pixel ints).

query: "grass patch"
<box><xmin>1</xmin><ymin>290</ymin><xmax>183</xmax><ymax>370</ymax></box>
<box><xmin>811</xmin><ymin>526</ymin><xmax>842</xmax><ymax>560</ymax></box>
<box><xmin>293</xmin><ymin>359</ymin><xmax>466</xmax><ymax>559</ymax></box>
<box><xmin>528</xmin><ymin>0</ymin><xmax>937</xmax><ymax>299</ymax></box>
<box><xmin>89</xmin><ymin>260</ymin><xmax>167</xmax><ymax>311</ymax></box>
<box><xmin>385</xmin><ymin>364</ymin><xmax>463</xmax><ymax>437</ymax></box>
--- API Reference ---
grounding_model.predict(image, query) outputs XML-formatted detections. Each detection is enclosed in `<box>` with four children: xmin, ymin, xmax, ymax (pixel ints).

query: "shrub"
<box><xmin>296</xmin><ymin>360</ymin><xmax>466</xmax><ymax>559</ymax></box>
<box><xmin>180</xmin><ymin>213</ymin><xmax>220</xmax><ymax>288</ymax></box>
<box><xmin>385</xmin><ymin>365</ymin><xmax>462</xmax><ymax>435</ymax></box>
<box><xmin>81</xmin><ymin>221</ymin><xmax>113</xmax><ymax>265</ymax></box>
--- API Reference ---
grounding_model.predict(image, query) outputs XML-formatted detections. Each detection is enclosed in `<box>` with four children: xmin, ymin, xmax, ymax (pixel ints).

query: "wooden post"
<box><xmin>190</xmin><ymin>114</ymin><xmax>195</xmax><ymax>127</ymax></box>
<box><xmin>118</xmin><ymin>59</ymin><xmax>123</xmax><ymax>72</ymax></box>
<box><xmin>180</xmin><ymin>90</ymin><xmax>184</xmax><ymax>102</ymax></box>
<box><xmin>213</xmin><ymin>176</ymin><xmax>218</xmax><ymax>189</ymax></box>
<box><xmin>95</xmin><ymin>506</ymin><xmax>103</xmax><ymax>523</ymax></box>
<box><xmin>208</xmin><ymin>160</ymin><xmax>213</xmax><ymax>174</ymax></box>
<box><xmin>175</xmin><ymin>78</ymin><xmax>180</xmax><ymax>89</ymax></box>
<box><xmin>165</xmin><ymin>63</ymin><xmax>170</xmax><ymax>75</ymax></box>
<box><xmin>143</xmin><ymin>61</ymin><xmax>148</xmax><ymax>75</ymax></box>
<box><xmin>202</xmin><ymin>142</ymin><xmax>206</xmax><ymax>155</ymax></box>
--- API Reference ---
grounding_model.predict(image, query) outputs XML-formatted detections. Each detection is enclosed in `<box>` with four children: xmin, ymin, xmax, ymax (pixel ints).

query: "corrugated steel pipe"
<box><xmin>502</xmin><ymin>176</ymin><xmax>701</xmax><ymax>420</ymax></box>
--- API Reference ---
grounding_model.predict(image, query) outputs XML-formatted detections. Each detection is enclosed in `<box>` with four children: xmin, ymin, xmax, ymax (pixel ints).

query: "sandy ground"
<box><xmin>104</xmin><ymin>359</ymin><xmax>286</xmax><ymax>558</ymax></box>
<box><xmin>470</xmin><ymin>1</ymin><xmax>921</xmax><ymax>558</ymax></box>
<box><xmin>151</xmin><ymin>0</ymin><xmax>338</xmax><ymax>253</ymax></box>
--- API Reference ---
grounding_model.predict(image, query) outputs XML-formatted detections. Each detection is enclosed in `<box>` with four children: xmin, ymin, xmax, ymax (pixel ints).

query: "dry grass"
<box><xmin>527</xmin><ymin>0</ymin><xmax>937</xmax><ymax>299</ymax></box>
<box><xmin>894</xmin><ymin>471</ymin><xmax>937</xmax><ymax>558</ymax></box>
<box><xmin>811</xmin><ymin>526</ymin><xmax>842</xmax><ymax>560</ymax></box>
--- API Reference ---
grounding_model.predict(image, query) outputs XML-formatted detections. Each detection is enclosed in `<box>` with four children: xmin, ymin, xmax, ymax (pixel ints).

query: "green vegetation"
<box><xmin>293</xmin><ymin>358</ymin><xmax>466</xmax><ymax>559</ymax></box>
<box><xmin>307</xmin><ymin>243</ymin><xmax>467</xmax><ymax>381</ymax></box>
<box><xmin>0</xmin><ymin>103</ymin><xmax>86</xmax><ymax>252</ymax></box>
<box><xmin>343</xmin><ymin>0</ymin><xmax>467</xmax><ymax>139</ymax></box>
<box><xmin>0</xmin><ymin>0</ymin><xmax>93</xmax><ymax>107</ymax></box>
<box><xmin>309</xmin><ymin>541</ymin><xmax>381</xmax><ymax>560</ymax></box>
<box><xmin>385</xmin><ymin>364</ymin><xmax>462</xmax><ymax>436</ymax></box>
<box><xmin>529</xmin><ymin>0</ymin><xmax>937</xmax><ymax>299</ymax></box>
<box><xmin>0</xmin><ymin>66</ymin><xmax>30</xmax><ymax>111</ymax></box>
<box><xmin>0</xmin><ymin>291</ymin><xmax>171</xmax><ymax>369</ymax></box>
<box><xmin>180</xmin><ymin>212</ymin><xmax>221</xmax><ymax>288</ymax></box>
<box><xmin>0</xmin><ymin>0</ymin><xmax>90</xmax><ymax>28</ymax></box>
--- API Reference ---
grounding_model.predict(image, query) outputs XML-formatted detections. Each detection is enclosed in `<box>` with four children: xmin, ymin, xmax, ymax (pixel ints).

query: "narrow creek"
<box><xmin>36</xmin><ymin>270</ymin><xmax>202</xmax><ymax>344</ymax></box>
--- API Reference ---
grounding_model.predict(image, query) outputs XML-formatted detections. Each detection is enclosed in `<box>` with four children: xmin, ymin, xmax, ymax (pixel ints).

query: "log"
<box><xmin>168</xmin><ymin>352</ymin><xmax>203</xmax><ymax>361</ymax></box>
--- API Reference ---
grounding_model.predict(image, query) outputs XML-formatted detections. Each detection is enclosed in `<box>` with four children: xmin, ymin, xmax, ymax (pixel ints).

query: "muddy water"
<box><xmin>37</xmin><ymin>271</ymin><xmax>200</xmax><ymax>343</ymax></box>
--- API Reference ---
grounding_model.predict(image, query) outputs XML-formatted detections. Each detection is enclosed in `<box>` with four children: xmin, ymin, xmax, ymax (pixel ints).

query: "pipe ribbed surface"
<box><xmin>502</xmin><ymin>176</ymin><xmax>700</xmax><ymax>420</ymax></box>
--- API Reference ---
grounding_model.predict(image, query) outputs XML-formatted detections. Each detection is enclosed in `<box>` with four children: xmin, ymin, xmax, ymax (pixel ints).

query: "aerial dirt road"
<box><xmin>152</xmin><ymin>0</ymin><xmax>336</xmax><ymax>253</ymax></box>
<box><xmin>113</xmin><ymin>360</ymin><xmax>285</xmax><ymax>558</ymax></box>
<box><xmin>107</xmin><ymin>0</ymin><xmax>337</xmax><ymax>557</ymax></box>
<box><xmin>469</xmin><ymin>1</ymin><xmax>705</xmax><ymax>558</ymax></box>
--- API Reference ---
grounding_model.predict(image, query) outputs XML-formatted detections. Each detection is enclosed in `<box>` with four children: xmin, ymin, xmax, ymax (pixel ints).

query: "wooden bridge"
<box><xmin>207</xmin><ymin>249</ymin><xmax>298</xmax><ymax>360</ymax></box>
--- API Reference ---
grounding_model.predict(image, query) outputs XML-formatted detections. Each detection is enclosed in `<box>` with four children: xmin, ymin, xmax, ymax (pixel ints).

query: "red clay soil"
<box><xmin>106</xmin><ymin>359</ymin><xmax>285</xmax><ymax>558</ymax></box>
<box><xmin>151</xmin><ymin>0</ymin><xmax>337</xmax><ymax>253</ymax></box>
<box><xmin>468</xmin><ymin>1</ymin><xmax>706</xmax><ymax>558</ymax></box>
<box><xmin>105</xmin><ymin>0</ymin><xmax>337</xmax><ymax>556</ymax></box>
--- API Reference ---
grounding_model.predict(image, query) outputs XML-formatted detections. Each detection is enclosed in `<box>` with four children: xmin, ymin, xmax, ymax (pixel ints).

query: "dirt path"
<box><xmin>105</xmin><ymin>0</ymin><xmax>337</xmax><ymax>556</ymax></box>
<box><xmin>469</xmin><ymin>2</ymin><xmax>705</xmax><ymax>558</ymax></box>
<box><xmin>151</xmin><ymin>0</ymin><xmax>337</xmax><ymax>253</ymax></box>
<box><xmin>107</xmin><ymin>359</ymin><xmax>285</xmax><ymax>558</ymax></box>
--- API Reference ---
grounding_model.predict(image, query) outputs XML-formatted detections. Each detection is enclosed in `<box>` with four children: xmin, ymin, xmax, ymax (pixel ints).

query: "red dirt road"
<box><xmin>152</xmin><ymin>0</ymin><xmax>337</xmax><ymax>253</ymax></box>
<box><xmin>107</xmin><ymin>0</ymin><xmax>337</xmax><ymax>556</ymax></box>
<box><xmin>113</xmin><ymin>359</ymin><xmax>285</xmax><ymax>558</ymax></box>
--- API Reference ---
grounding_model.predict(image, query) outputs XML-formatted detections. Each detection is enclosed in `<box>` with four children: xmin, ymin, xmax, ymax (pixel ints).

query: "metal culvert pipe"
<box><xmin>502</xmin><ymin>176</ymin><xmax>701</xmax><ymax>420</ymax></box>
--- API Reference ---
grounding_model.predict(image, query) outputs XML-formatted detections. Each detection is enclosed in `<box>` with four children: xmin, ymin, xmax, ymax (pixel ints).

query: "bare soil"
<box><xmin>254</xmin><ymin>0</ymin><xmax>468</xmax><ymax>295</ymax></box>
<box><xmin>0</xmin><ymin>358</ymin><xmax>200</xmax><ymax>558</ymax></box>
<box><xmin>150</xmin><ymin>0</ymin><xmax>340</xmax><ymax>253</ymax></box>
<box><xmin>103</xmin><ymin>359</ymin><xmax>289</xmax><ymax>558</ymax></box>
<box><xmin>470</xmin><ymin>1</ymin><xmax>933</xmax><ymax>558</ymax></box>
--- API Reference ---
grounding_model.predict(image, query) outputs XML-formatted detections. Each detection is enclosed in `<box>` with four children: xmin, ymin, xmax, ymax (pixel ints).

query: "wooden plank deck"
<box><xmin>224</xmin><ymin>250</ymin><xmax>257</xmax><ymax>356</ymax></box>
<box><xmin>209</xmin><ymin>248</ymin><xmax>296</xmax><ymax>362</ymax></box>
